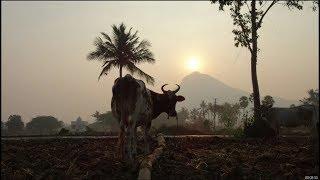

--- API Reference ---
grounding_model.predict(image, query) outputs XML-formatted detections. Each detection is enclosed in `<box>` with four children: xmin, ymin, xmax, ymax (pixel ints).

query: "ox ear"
<box><xmin>176</xmin><ymin>95</ymin><xmax>185</xmax><ymax>102</ymax></box>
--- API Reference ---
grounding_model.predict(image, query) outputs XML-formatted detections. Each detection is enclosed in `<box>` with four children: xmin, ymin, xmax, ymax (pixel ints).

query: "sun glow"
<box><xmin>186</xmin><ymin>57</ymin><xmax>200</xmax><ymax>71</ymax></box>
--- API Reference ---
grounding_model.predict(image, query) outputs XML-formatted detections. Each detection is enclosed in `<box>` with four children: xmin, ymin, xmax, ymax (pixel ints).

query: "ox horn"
<box><xmin>173</xmin><ymin>84</ymin><xmax>180</xmax><ymax>94</ymax></box>
<box><xmin>161</xmin><ymin>84</ymin><xmax>168</xmax><ymax>93</ymax></box>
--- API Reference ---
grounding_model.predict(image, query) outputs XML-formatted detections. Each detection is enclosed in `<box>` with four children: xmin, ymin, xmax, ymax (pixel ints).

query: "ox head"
<box><xmin>161</xmin><ymin>84</ymin><xmax>185</xmax><ymax>117</ymax></box>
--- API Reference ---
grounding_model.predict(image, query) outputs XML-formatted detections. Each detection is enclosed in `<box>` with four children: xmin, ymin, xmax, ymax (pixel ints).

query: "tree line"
<box><xmin>1</xmin><ymin>115</ymin><xmax>64</xmax><ymax>136</ymax></box>
<box><xmin>2</xmin><ymin>89</ymin><xmax>317</xmax><ymax>136</ymax></box>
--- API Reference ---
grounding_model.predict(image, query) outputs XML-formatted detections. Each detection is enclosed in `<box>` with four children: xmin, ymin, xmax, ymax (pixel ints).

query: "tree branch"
<box><xmin>257</xmin><ymin>0</ymin><xmax>278</xmax><ymax>28</ymax></box>
<box><xmin>234</xmin><ymin>1</ymin><xmax>253</xmax><ymax>53</ymax></box>
<box><xmin>238</xmin><ymin>21</ymin><xmax>253</xmax><ymax>54</ymax></box>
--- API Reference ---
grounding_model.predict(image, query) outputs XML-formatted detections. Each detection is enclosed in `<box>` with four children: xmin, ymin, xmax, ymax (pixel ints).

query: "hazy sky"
<box><xmin>1</xmin><ymin>1</ymin><xmax>318</xmax><ymax>123</ymax></box>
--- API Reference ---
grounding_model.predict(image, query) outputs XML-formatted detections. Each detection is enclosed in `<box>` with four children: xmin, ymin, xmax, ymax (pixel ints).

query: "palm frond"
<box><xmin>136</xmin><ymin>40</ymin><xmax>151</xmax><ymax>50</ymax></box>
<box><xmin>126</xmin><ymin>62</ymin><xmax>155</xmax><ymax>85</ymax></box>
<box><xmin>87</xmin><ymin>37</ymin><xmax>117</xmax><ymax>61</ymax></box>
<box><xmin>101</xmin><ymin>32</ymin><xmax>113</xmax><ymax>43</ymax></box>
<box><xmin>131</xmin><ymin>48</ymin><xmax>155</xmax><ymax>64</ymax></box>
<box><xmin>101</xmin><ymin>59</ymin><xmax>117</xmax><ymax>67</ymax></box>
<box><xmin>98</xmin><ymin>62</ymin><xmax>116</xmax><ymax>80</ymax></box>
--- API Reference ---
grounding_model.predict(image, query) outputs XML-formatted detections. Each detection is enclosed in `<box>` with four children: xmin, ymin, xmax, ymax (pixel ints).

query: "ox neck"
<box><xmin>150</xmin><ymin>91</ymin><xmax>169</xmax><ymax>119</ymax></box>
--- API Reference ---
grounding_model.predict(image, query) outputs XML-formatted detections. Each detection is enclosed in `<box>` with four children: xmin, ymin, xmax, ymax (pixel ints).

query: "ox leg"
<box><xmin>132</xmin><ymin>126</ymin><xmax>137</xmax><ymax>159</ymax></box>
<box><xmin>126</xmin><ymin>124</ymin><xmax>134</xmax><ymax>165</ymax></box>
<box><xmin>118</xmin><ymin>121</ymin><xmax>125</xmax><ymax>160</ymax></box>
<box><xmin>276</xmin><ymin>122</ymin><xmax>280</xmax><ymax>141</ymax></box>
<box><xmin>129</xmin><ymin>115</ymin><xmax>138</xmax><ymax>162</ymax></box>
<box><xmin>143</xmin><ymin>122</ymin><xmax>152</xmax><ymax>154</ymax></box>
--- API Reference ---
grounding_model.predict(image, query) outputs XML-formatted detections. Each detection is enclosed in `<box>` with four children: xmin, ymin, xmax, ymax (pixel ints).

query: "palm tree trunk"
<box><xmin>119</xmin><ymin>65</ymin><xmax>123</xmax><ymax>77</ymax></box>
<box><xmin>251</xmin><ymin>0</ymin><xmax>261</xmax><ymax>123</ymax></box>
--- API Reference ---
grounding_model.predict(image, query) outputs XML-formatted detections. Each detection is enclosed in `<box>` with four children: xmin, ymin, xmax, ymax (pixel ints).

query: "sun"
<box><xmin>186</xmin><ymin>57</ymin><xmax>200</xmax><ymax>71</ymax></box>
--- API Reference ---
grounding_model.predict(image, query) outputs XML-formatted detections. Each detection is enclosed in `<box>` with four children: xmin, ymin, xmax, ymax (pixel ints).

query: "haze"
<box><xmin>1</xmin><ymin>1</ymin><xmax>318</xmax><ymax>123</ymax></box>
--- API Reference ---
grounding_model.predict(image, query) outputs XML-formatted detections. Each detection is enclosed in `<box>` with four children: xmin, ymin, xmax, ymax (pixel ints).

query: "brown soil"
<box><xmin>1</xmin><ymin>136</ymin><xmax>318</xmax><ymax>180</ymax></box>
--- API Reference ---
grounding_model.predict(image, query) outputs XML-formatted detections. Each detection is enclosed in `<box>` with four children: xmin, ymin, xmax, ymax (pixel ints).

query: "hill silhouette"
<box><xmin>178</xmin><ymin>71</ymin><xmax>297</xmax><ymax>109</ymax></box>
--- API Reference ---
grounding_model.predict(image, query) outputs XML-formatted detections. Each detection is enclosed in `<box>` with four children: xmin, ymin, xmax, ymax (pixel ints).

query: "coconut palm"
<box><xmin>87</xmin><ymin>23</ymin><xmax>155</xmax><ymax>84</ymax></box>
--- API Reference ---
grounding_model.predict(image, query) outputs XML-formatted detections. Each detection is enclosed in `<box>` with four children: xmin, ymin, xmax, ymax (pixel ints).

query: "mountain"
<box><xmin>177</xmin><ymin>71</ymin><xmax>298</xmax><ymax>109</ymax></box>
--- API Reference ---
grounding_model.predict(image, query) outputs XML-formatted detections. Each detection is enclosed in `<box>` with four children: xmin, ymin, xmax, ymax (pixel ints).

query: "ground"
<box><xmin>1</xmin><ymin>136</ymin><xmax>318</xmax><ymax>180</ymax></box>
<box><xmin>152</xmin><ymin>136</ymin><xmax>318</xmax><ymax>180</ymax></box>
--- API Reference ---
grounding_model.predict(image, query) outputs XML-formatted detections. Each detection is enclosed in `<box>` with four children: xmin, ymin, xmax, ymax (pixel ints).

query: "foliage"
<box><xmin>6</xmin><ymin>115</ymin><xmax>24</xmax><ymax>134</ymax></box>
<box><xmin>1</xmin><ymin>121</ymin><xmax>5</xmax><ymax>130</ymax></box>
<box><xmin>261</xmin><ymin>95</ymin><xmax>275</xmax><ymax>107</ymax></box>
<box><xmin>211</xmin><ymin>0</ymin><xmax>315</xmax><ymax>131</ymax></box>
<box><xmin>87</xmin><ymin>23</ymin><xmax>155</xmax><ymax>84</ymax></box>
<box><xmin>152</xmin><ymin>108</ymin><xmax>189</xmax><ymax>128</ymax></box>
<box><xmin>84</xmin><ymin>126</ymin><xmax>96</xmax><ymax>135</ymax></box>
<box><xmin>177</xmin><ymin>107</ymin><xmax>189</xmax><ymax>121</ymax></box>
<box><xmin>238</xmin><ymin>96</ymin><xmax>251</xmax><ymax>127</ymax></box>
<box><xmin>26</xmin><ymin>116</ymin><xmax>63</xmax><ymax>134</ymax></box>
<box><xmin>199</xmin><ymin>100</ymin><xmax>208</xmax><ymax>119</ymax></box>
<box><xmin>89</xmin><ymin>111</ymin><xmax>121</xmax><ymax>132</ymax></box>
<box><xmin>207</xmin><ymin>102</ymin><xmax>218</xmax><ymax>129</ymax></box>
<box><xmin>239</xmin><ymin>96</ymin><xmax>249</xmax><ymax>109</ymax></box>
<box><xmin>300</xmin><ymin>89</ymin><xmax>319</xmax><ymax>106</ymax></box>
<box><xmin>203</xmin><ymin>119</ymin><xmax>212</xmax><ymax>130</ymax></box>
<box><xmin>189</xmin><ymin>108</ymin><xmax>200</xmax><ymax>121</ymax></box>
<box><xmin>290</xmin><ymin>104</ymin><xmax>296</xmax><ymax>108</ymax></box>
<box><xmin>217</xmin><ymin>103</ymin><xmax>240</xmax><ymax>129</ymax></box>
<box><xmin>211</xmin><ymin>1</ymin><xmax>315</xmax><ymax>49</ymax></box>
<box><xmin>248</xmin><ymin>93</ymin><xmax>254</xmax><ymax>103</ymax></box>
<box><xmin>91</xmin><ymin>111</ymin><xmax>118</xmax><ymax>125</ymax></box>
<box><xmin>58</xmin><ymin>128</ymin><xmax>70</xmax><ymax>136</ymax></box>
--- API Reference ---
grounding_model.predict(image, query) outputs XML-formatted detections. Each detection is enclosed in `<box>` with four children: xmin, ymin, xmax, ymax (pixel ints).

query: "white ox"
<box><xmin>111</xmin><ymin>74</ymin><xmax>185</xmax><ymax>164</ymax></box>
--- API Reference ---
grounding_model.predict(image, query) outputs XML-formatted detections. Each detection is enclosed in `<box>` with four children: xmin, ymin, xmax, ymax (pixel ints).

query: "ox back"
<box><xmin>111</xmin><ymin>74</ymin><xmax>152</xmax><ymax>126</ymax></box>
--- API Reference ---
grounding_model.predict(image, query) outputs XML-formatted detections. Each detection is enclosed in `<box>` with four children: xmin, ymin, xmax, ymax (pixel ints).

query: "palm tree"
<box><xmin>87</xmin><ymin>23</ymin><xmax>155</xmax><ymax>84</ymax></box>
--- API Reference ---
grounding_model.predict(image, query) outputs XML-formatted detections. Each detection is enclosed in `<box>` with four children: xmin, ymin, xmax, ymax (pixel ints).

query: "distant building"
<box><xmin>70</xmin><ymin>117</ymin><xmax>88</xmax><ymax>132</ymax></box>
